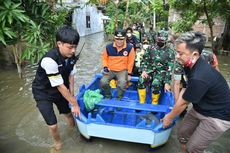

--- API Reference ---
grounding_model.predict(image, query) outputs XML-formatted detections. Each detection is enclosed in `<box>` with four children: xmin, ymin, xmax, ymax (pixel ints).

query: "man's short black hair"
<box><xmin>126</xmin><ymin>27</ymin><xmax>133</xmax><ymax>33</ymax></box>
<box><xmin>56</xmin><ymin>25</ymin><xmax>80</xmax><ymax>45</ymax></box>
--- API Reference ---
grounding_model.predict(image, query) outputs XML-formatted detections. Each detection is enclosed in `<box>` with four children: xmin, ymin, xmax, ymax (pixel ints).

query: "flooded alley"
<box><xmin>0</xmin><ymin>32</ymin><xmax>230</xmax><ymax>153</ymax></box>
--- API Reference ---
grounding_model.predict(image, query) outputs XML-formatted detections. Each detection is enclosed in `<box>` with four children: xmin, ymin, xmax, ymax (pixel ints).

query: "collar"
<box><xmin>184</xmin><ymin>56</ymin><xmax>204</xmax><ymax>77</ymax></box>
<box><xmin>113</xmin><ymin>41</ymin><xmax>127</xmax><ymax>52</ymax></box>
<box><xmin>189</xmin><ymin>56</ymin><xmax>203</xmax><ymax>72</ymax></box>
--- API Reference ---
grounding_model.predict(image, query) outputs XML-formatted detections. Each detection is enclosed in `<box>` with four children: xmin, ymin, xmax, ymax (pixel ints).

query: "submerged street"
<box><xmin>0</xmin><ymin>32</ymin><xmax>230</xmax><ymax>153</ymax></box>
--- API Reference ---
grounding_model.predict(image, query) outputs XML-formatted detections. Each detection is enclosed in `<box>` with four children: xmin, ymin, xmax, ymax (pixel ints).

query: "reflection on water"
<box><xmin>0</xmin><ymin>32</ymin><xmax>230</xmax><ymax>153</ymax></box>
<box><xmin>218</xmin><ymin>56</ymin><xmax>230</xmax><ymax>85</ymax></box>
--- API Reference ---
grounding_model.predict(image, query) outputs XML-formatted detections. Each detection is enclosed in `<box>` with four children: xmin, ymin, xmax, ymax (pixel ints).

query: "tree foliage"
<box><xmin>0</xmin><ymin>0</ymin><xmax>29</xmax><ymax>45</ymax></box>
<box><xmin>0</xmin><ymin>0</ymin><xmax>70</xmax><ymax>77</ymax></box>
<box><xmin>169</xmin><ymin>0</ymin><xmax>230</xmax><ymax>33</ymax></box>
<box><xmin>169</xmin><ymin>0</ymin><xmax>230</xmax><ymax>53</ymax></box>
<box><xmin>20</xmin><ymin>1</ymin><xmax>69</xmax><ymax>64</ymax></box>
<box><xmin>98</xmin><ymin>0</ymin><xmax>169</xmax><ymax>33</ymax></box>
<box><xmin>0</xmin><ymin>0</ymin><xmax>69</xmax><ymax>61</ymax></box>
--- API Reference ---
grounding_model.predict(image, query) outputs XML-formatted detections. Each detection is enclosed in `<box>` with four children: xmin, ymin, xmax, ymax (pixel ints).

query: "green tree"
<box><xmin>101</xmin><ymin>0</ymin><xmax>169</xmax><ymax>34</ymax></box>
<box><xmin>169</xmin><ymin>0</ymin><xmax>230</xmax><ymax>53</ymax></box>
<box><xmin>0</xmin><ymin>0</ymin><xmax>30</xmax><ymax>78</ymax></box>
<box><xmin>21</xmin><ymin>0</ymin><xmax>69</xmax><ymax>64</ymax></box>
<box><xmin>0</xmin><ymin>0</ymin><xmax>69</xmax><ymax>78</ymax></box>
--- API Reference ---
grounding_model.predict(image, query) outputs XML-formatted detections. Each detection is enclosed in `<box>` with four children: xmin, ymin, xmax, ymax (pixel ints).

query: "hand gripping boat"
<box><xmin>72</xmin><ymin>73</ymin><xmax>176</xmax><ymax>148</ymax></box>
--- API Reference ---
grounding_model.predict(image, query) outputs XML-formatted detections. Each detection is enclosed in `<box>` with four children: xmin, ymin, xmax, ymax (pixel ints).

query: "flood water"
<box><xmin>0</xmin><ymin>32</ymin><xmax>229</xmax><ymax>153</ymax></box>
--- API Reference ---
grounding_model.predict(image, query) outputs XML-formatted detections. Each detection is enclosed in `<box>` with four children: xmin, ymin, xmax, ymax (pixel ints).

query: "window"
<box><xmin>86</xmin><ymin>15</ymin><xmax>91</xmax><ymax>28</ymax></box>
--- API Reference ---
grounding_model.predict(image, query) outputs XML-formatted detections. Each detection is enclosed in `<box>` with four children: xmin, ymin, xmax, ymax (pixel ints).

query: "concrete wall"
<box><xmin>73</xmin><ymin>4</ymin><xmax>104</xmax><ymax>36</ymax></box>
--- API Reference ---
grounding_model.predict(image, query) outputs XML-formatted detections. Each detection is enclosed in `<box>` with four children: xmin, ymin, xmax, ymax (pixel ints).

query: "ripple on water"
<box><xmin>16</xmin><ymin>111</ymin><xmax>53</xmax><ymax>148</ymax></box>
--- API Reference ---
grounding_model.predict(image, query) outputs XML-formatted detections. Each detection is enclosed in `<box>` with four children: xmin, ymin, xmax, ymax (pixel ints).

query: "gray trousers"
<box><xmin>178</xmin><ymin>108</ymin><xmax>230</xmax><ymax>153</ymax></box>
<box><xmin>100</xmin><ymin>70</ymin><xmax>128</xmax><ymax>99</ymax></box>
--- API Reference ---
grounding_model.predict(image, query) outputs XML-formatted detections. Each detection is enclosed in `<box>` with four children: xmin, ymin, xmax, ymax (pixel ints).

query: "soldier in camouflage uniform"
<box><xmin>137</xmin><ymin>30</ymin><xmax>175</xmax><ymax>104</ymax></box>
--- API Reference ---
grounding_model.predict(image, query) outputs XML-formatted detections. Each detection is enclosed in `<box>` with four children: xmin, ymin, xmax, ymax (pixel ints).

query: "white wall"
<box><xmin>73</xmin><ymin>5</ymin><xmax>104</xmax><ymax>36</ymax></box>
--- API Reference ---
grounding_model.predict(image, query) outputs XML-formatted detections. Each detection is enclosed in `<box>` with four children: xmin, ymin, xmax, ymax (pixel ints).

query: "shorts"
<box><xmin>36</xmin><ymin>98</ymin><xmax>71</xmax><ymax>125</ymax></box>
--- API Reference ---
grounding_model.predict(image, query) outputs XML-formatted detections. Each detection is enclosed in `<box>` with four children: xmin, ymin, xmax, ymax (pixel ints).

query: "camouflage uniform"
<box><xmin>138</xmin><ymin>44</ymin><xmax>175</xmax><ymax>93</ymax></box>
<box><xmin>137</xmin><ymin>30</ymin><xmax>175</xmax><ymax>104</ymax></box>
<box><xmin>148</xmin><ymin>30</ymin><xmax>156</xmax><ymax>44</ymax></box>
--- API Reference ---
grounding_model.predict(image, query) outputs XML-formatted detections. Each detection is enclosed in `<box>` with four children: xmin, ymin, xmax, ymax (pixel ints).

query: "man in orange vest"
<box><xmin>100</xmin><ymin>29</ymin><xmax>135</xmax><ymax>100</ymax></box>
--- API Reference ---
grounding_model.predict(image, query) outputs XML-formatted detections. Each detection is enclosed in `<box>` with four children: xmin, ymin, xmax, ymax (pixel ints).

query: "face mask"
<box><xmin>143</xmin><ymin>44</ymin><xmax>149</xmax><ymax>49</ymax></box>
<box><xmin>157</xmin><ymin>42</ymin><xmax>165</xmax><ymax>48</ymax></box>
<box><xmin>184</xmin><ymin>56</ymin><xmax>196</xmax><ymax>68</ymax></box>
<box><xmin>127</xmin><ymin>33</ymin><xmax>132</xmax><ymax>38</ymax></box>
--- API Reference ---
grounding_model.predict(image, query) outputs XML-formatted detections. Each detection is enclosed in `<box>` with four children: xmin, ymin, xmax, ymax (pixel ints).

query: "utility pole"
<box><xmin>114</xmin><ymin>0</ymin><xmax>119</xmax><ymax>29</ymax></box>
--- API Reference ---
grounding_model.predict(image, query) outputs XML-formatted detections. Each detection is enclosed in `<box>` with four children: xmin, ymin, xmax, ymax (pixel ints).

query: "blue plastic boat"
<box><xmin>73</xmin><ymin>73</ymin><xmax>176</xmax><ymax>148</ymax></box>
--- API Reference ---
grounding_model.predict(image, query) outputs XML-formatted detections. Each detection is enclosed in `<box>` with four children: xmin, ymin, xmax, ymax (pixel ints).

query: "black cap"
<box><xmin>114</xmin><ymin>29</ymin><xmax>126</xmax><ymax>39</ymax></box>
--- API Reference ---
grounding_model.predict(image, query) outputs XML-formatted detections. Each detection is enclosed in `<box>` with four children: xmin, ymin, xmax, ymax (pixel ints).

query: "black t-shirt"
<box><xmin>183</xmin><ymin>57</ymin><xmax>230</xmax><ymax>121</ymax></box>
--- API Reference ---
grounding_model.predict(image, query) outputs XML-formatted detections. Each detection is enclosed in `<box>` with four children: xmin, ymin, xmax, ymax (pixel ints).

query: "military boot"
<box><xmin>117</xmin><ymin>88</ymin><xmax>124</xmax><ymax>100</ymax></box>
<box><xmin>102</xmin><ymin>86</ymin><xmax>111</xmax><ymax>99</ymax></box>
<box><xmin>152</xmin><ymin>93</ymin><xmax>160</xmax><ymax>105</ymax></box>
<box><xmin>138</xmin><ymin>88</ymin><xmax>146</xmax><ymax>104</ymax></box>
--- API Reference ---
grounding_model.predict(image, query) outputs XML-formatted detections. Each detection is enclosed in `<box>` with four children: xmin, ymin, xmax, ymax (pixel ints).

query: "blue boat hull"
<box><xmin>73</xmin><ymin>73</ymin><xmax>176</xmax><ymax>147</ymax></box>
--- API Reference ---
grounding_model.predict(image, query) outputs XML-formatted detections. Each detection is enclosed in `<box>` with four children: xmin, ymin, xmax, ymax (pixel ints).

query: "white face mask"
<box><xmin>143</xmin><ymin>44</ymin><xmax>149</xmax><ymax>49</ymax></box>
<box><xmin>127</xmin><ymin>33</ymin><xmax>132</xmax><ymax>38</ymax></box>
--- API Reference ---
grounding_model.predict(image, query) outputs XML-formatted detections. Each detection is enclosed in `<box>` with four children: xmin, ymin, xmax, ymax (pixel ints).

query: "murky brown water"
<box><xmin>0</xmin><ymin>32</ymin><xmax>229</xmax><ymax>153</ymax></box>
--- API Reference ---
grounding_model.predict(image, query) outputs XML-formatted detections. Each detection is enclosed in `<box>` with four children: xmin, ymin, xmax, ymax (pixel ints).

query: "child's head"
<box><xmin>135</xmin><ymin>43</ymin><xmax>141</xmax><ymax>52</ymax></box>
<box><xmin>56</xmin><ymin>26</ymin><xmax>80</xmax><ymax>45</ymax></box>
<box><xmin>56</xmin><ymin>26</ymin><xmax>80</xmax><ymax>58</ymax></box>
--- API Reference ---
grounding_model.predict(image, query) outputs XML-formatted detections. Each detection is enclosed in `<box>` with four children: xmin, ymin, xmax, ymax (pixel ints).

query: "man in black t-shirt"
<box><xmin>163</xmin><ymin>31</ymin><xmax>230</xmax><ymax>153</ymax></box>
<box><xmin>32</xmin><ymin>26</ymin><xmax>81</xmax><ymax>150</ymax></box>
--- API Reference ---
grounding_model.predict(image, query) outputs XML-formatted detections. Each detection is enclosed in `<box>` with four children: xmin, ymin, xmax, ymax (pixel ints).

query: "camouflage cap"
<box><xmin>157</xmin><ymin>30</ymin><xmax>168</xmax><ymax>42</ymax></box>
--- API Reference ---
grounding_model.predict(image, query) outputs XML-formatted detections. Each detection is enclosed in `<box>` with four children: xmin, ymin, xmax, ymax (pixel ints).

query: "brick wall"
<box><xmin>169</xmin><ymin>9</ymin><xmax>225</xmax><ymax>38</ymax></box>
<box><xmin>192</xmin><ymin>16</ymin><xmax>225</xmax><ymax>38</ymax></box>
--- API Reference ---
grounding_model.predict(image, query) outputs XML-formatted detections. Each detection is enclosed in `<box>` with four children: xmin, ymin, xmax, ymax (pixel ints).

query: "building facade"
<box><xmin>62</xmin><ymin>0</ymin><xmax>105</xmax><ymax>36</ymax></box>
